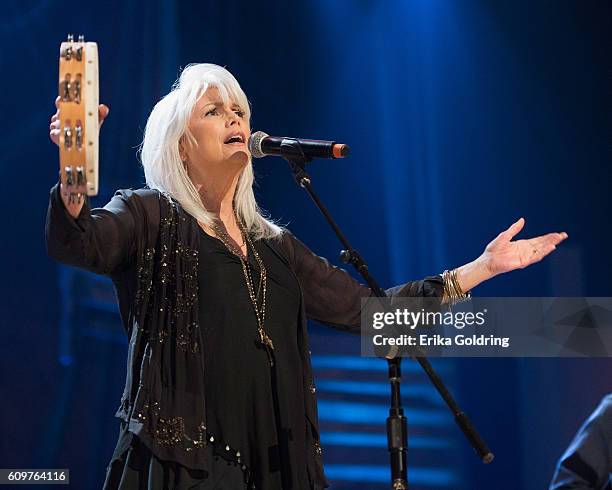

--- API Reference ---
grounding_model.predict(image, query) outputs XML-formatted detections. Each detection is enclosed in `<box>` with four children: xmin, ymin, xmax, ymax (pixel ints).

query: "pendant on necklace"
<box><xmin>259</xmin><ymin>329</ymin><xmax>275</xmax><ymax>367</ymax></box>
<box><xmin>259</xmin><ymin>329</ymin><xmax>274</xmax><ymax>350</ymax></box>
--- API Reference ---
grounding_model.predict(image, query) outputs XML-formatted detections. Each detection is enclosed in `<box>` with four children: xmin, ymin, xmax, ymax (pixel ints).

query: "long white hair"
<box><xmin>139</xmin><ymin>63</ymin><xmax>283</xmax><ymax>240</ymax></box>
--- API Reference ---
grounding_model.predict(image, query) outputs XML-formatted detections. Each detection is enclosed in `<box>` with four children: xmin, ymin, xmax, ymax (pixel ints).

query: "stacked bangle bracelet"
<box><xmin>440</xmin><ymin>269</ymin><xmax>471</xmax><ymax>306</ymax></box>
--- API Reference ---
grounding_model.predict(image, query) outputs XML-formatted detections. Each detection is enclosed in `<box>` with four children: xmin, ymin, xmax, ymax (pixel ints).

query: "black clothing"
<box><xmin>103</xmin><ymin>228</ymin><xmax>308</xmax><ymax>489</ymax></box>
<box><xmin>550</xmin><ymin>394</ymin><xmax>612</xmax><ymax>490</ymax></box>
<box><xmin>103</xmin><ymin>421</ymin><xmax>245</xmax><ymax>489</ymax></box>
<box><xmin>45</xmin><ymin>182</ymin><xmax>445</xmax><ymax>489</ymax></box>
<box><xmin>198</xmin><ymin>229</ymin><xmax>308</xmax><ymax>488</ymax></box>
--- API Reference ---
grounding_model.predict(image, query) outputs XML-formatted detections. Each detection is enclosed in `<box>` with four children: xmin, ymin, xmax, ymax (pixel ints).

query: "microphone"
<box><xmin>248</xmin><ymin>131</ymin><xmax>350</xmax><ymax>159</ymax></box>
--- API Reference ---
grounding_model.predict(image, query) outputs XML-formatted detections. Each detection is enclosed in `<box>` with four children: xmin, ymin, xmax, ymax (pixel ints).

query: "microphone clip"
<box><xmin>280</xmin><ymin>139</ymin><xmax>312</xmax><ymax>188</ymax></box>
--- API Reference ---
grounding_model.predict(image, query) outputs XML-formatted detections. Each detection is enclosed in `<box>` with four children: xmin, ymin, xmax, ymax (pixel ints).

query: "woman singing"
<box><xmin>46</xmin><ymin>63</ymin><xmax>568</xmax><ymax>489</ymax></box>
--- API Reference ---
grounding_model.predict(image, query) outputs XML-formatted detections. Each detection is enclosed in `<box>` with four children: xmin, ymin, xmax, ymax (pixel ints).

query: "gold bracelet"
<box><xmin>441</xmin><ymin>269</ymin><xmax>471</xmax><ymax>306</ymax></box>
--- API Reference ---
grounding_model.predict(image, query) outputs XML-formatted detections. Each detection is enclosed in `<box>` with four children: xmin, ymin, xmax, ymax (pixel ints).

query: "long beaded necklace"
<box><xmin>210</xmin><ymin>208</ymin><xmax>276</xmax><ymax>367</ymax></box>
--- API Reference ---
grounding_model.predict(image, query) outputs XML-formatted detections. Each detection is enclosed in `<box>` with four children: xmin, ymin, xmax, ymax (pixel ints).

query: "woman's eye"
<box><xmin>204</xmin><ymin>107</ymin><xmax>244</xmax><ymax>117</ymax></box>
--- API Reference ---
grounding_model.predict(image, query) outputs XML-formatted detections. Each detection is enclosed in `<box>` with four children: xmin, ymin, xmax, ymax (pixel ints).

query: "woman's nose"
<box><xmin>226</xmin><ymin>112</ymin><xmax>240</xmax><ymax>126</ymax></box>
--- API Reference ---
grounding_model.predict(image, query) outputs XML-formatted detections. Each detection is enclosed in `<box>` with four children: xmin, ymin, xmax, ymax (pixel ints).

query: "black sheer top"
<box><xmin>103</xmin><ymin>228</ymin><xmax>311</xmax><ymax>489</ymax></box>
<box><xmin>199</xmin><ymin>228</ymin><xmax>310</xmax><ymax>489</ymax></box>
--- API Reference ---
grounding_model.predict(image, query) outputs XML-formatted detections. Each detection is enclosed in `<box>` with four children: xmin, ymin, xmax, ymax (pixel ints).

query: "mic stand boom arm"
<box><xmin>279</xmin><ymin>140</ymin><xmax>493</xmax><ymax>490</ymax></box>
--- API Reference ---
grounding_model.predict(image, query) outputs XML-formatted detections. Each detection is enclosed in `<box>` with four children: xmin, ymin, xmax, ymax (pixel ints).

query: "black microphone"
<box><xmin>248</xmin><ymin>131</ymin><xmax>350</xmax><ymax>159</ymax></box>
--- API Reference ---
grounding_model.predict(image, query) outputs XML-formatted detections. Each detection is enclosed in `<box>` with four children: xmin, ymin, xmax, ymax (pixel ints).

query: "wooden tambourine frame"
<box><xmin>58</xmin><ymin>34</ymin><xmax>99</xmax><ymax>200</ymax></box>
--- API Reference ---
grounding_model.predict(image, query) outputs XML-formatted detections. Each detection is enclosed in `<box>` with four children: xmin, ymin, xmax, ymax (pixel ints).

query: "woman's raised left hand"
<box><xmin>479</xmin><ymin>217</ymin><xmax>568</xmax><ymax>278</ymax></box>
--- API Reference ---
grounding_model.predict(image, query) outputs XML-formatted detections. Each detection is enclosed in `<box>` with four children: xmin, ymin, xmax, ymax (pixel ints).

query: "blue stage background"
<box><xmin>1</xmin><ymin>1</ymin><xmax>610</xmax><ymax>489</ymax></box>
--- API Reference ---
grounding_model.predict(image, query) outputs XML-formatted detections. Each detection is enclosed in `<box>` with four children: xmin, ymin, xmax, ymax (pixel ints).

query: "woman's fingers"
<box><xmin>523</xmin><ymin>232</ymin><xmax>569</xmax><ymax>265</ymax></box>
<box><xmin>502</xmin><ymin>217</ymin><xmax>525</xmax><ymax>240</ymax></box>
<box><xmin>51</xmin><ymin>97</ymin><xmax>62</xmax><ymax>146</ymax></box>
<box><xmin>529</xmin><ymin>245</ymin><xmax>555</xmax><ymax>265</ymax></box>
<box><xmin>530</xmin><ymin>232</ymin><xmax>568</xmax><ymax>250</ymax></box>
<box><xmin>51</xmin><ymin>101</ymin><xmax>109</xmax><ymax>131</ymax></box>
<box><xmin>49</xmin><ymin>120</ymin><xmax>61</xmax><ymax>135</ymax></box>
<box><xmin>99</xmin><ymin>104</ymin><xmax>109</xmax><ymax>125</ymax></box>
<box><xmin>50</xmin><ymin>106</ymin><xmax>60</xmax><ymax>146</ymax></box>
<box><xmin>49</xmin><ymin>127</ymin><xmax>60</xmax><ymax>145</ymax></box>
<box><xmin>495</xmin><ymin>217</ymin><xmax>525</xmax><ymax>244</ymax></box>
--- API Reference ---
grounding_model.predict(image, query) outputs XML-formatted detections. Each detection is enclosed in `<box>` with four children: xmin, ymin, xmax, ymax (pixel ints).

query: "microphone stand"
<box><xmin>278</xmin><ymin>140</ymin><xmax>494</xmax><ymax>490</ymax></box>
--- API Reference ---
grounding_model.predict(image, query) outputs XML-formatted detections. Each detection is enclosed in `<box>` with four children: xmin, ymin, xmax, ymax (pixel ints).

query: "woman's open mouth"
<box><xmin>224</xmin><ymin>133</ymin><xmax>245</xmax><ymax>145</ymax></box>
